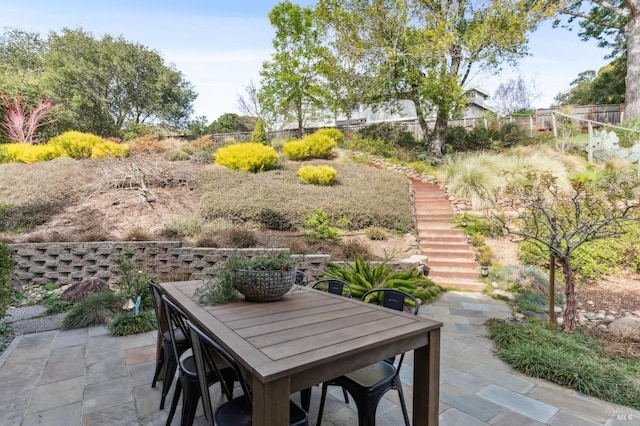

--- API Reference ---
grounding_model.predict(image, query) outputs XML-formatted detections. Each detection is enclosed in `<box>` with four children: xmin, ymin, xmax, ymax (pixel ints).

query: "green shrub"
<box><xmin>116</xmin><ymin>247</ymin><xmax>154</xmax><ymax>309</ymax></box>
<box><xmin>49</xmin><ymin>131</ymin><xmax>128</xmax><ymax>159</ymax></box>
<box><xmin>2</xmin><ymin>143</ymin><xmax>62</xmax><ymax>163</ymax></box>
<box><xmin>214</xmin><ymin>142</ymin><xmax>279</xmax><ymax>172</ymax></box>
<box><xmin>340</xmin><ymin>238</ymin><xmax>374</xmax><ymax>260</ymax></box>
<box><xmin>325</xmin><ymin>255</ymin><xmax>442</xmax><ymax>302</ymax></box>
<box><xmin>62</xmin><ymin>292</ymin><xmax>123</xmax><ymax>329</ymax></box>
<box><xmin>250</xmin><ymin>118</ymin><xmax>267</xmax><ymax>143</ymax></box>
<box><xmin>489</xmin><ymin>320</ymin><xmax>640</xmax><ymax>409</ymax></box>
<box><xmin>513</xmin><ymin>291</ymin><xmax>548</xmax><ymax>313</ymax></box>
<box><xmin>365</xmin><ymin>227</ymin><xmax>387</xmax><ymax>240</ymax></box>
<box><xmin>303</xmin><ymin>209</ymin><xmax>339</xmax><ymax>240</ymax></box>
<box><xmin>357</xmin><ymin>122</ymin><xmax>418</xmax><ymax>148</ymax></box>
<box><xmin>108</xmin><ymin>310</ymin><xmax>157</xmax><ymax>336</ymax></box>
<box><xmin>0</xmin><ymin>242</ymin><xmax>15</xmax><ymax>320</ymax></box>
<box><xmin>498</xmin><ymin>122</ymin><xmax>526</xmax><ymax>148</ymax></box>
<box><xmin>281</xmin><ymin>139</ymin><xmax>309</xmax><ymax>160</ymax></box>
<box><xmin>313</xmin><ymin>128</ymin><xmax>345</xmax><ymax>145</ymax></box>
<box><xmin>617</xmin><ymin>118</ymin><xmax>640</xmax><ymax>148</ymax></box>
<box><xmin>166</xmin><ymin>149</ymin><xmax>191</xmax><ymax>161</ymax></box>
<box><xmin>282</xmin><ymin>133</ymin><xmax>337</xmax><ymax>160</ymax></box>
<box><xmin>297</xmin><ymin>165</ymin><xmax>337</xmax><ymax>185</ymax></box>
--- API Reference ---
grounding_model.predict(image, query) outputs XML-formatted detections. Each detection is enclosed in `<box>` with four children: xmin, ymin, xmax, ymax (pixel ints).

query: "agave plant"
<box><xmin>324</xmin><ymin>255</ymin><xmax>442</xmax><ymax>303</ymax></box>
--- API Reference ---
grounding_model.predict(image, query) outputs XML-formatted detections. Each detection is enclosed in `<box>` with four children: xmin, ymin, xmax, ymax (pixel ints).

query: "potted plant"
<box><xmin>230</xmin><ymin>251</ymin><xmax>298</xmax><ymax>302</ymax></box>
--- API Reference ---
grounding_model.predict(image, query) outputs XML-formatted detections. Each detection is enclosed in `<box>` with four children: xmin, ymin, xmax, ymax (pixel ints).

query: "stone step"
<box><xmin>418</xmin><ymin>229</ymin><xmax>466</xmax><ymax>236</ymax></box>
<box><xmin>420</xmin><ymin>242</ymin><xmax>471</xmax><ymax>250</ymax></box>
<box><xmin>427</xmin><ymin>268</ymin><xmax>480</xmax><ymax>280</ymax></box>
<box><xmin>423</xmin><ymin>249</ymin><xmax>476</xmax><ymax>260</ymax></box>
<box><xmin>429</xmin><ymin>278</ymin><xmax>486</xmax><ymax>291</ymax></box>
<box><xmin>427</xmin><ymin>259</ymin><xmax>479</xmax><ymax>269</ymax></box>
<box><xmin>419</xmin><ymin>235</ymin><xmax>467</xmax><ymax>243</ymax></box>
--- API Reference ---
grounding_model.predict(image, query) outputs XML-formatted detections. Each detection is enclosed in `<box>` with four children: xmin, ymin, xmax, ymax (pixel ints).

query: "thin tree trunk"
<box><xmin>561</xmin><ymin>258</ymin><xmax>577</xmax><ymax>332</ymax></box>
<box><xmin>625</xmin><ymin>13</ymin><xmax>640</xmax><ymax>120</ymax></box>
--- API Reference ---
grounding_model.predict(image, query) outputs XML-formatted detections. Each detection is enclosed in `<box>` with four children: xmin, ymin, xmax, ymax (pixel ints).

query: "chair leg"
<box><xmin>179</xmin><ymin>378</ymin><xmax>201</xmax><ymax>426</ymax></box>
<box><xmin>152</xmin><ymin>348</ymin><xmax>165</xmax><ymax>388</ymax></box>
<box><xmin>316</xmin><ymin>383</ymin><xmax>331</xmax><ymax>426</ymax></box>
<box><xmin>160</xmin><ymin>344</ymin><xmax>178</xmax><ymax>409</ymax></box>
<box><xmin>396</xmin><ymin>385</ymin><xmax>411</xmax><ymax>426</ymax></box>
<box><xmin>300</xmin><ymin>388</ymin><xmax>311</xmax><ymax>412</ymax></box>
<box><xmin>166</xmin><ymin>378</ymin><xmax>182</xmax><ymax>426</ymax></box>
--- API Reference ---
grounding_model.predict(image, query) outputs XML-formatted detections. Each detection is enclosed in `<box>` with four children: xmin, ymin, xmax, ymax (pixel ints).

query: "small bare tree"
<box><xmin>0</xmin><ymin>95</ymin><xmax>55</xmax><ymax>144</ymax></box>
<box><xmin>492</xmin><ymin>169</ymin><xmax>640</xmax><ymax>332</ymax></box>
<box><xmin>492</xmin><ymin>75</ymin><xmax>540</xmax><ymax>115</ymax></box>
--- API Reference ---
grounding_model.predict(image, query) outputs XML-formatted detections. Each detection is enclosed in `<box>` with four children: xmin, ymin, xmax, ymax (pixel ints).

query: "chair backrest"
<box><xmin>360</xmin><ymin>288</ymin><xmax>418</xmax><ymax>368</ymax></box>
<box><xmin>148</xmin><ymin>280</ymin><xmax>164</xmax><ymax>323</ymax></box>
<box><xmin>161</xmin><ymin>295</ymin><xmax>193</xmax><ymax>362</ymax></box>
<box><xmin>360</xmin><ymin>288</ymin><xmax>419</xmax><ymax>315</ymax></box>
<box><xmin>295</xmin><ymin>270</ymin><xmax>308</xmax><ymax>286</ymax></box>
<box><xmin>312</xmin><ymin>279</ymin><xmax>352</xmax><ymax>298</ymax></box>
<box><xmin>187</xmin><ymin>319</ymin><xmax>252</xmax><ymax>423</ymax></box>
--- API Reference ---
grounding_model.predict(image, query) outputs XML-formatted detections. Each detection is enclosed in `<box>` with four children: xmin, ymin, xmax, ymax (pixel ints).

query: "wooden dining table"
<box><xmin>160</xmin><ymin>280</ymin><xmax>443</xmax><ymax>426</ymax></box>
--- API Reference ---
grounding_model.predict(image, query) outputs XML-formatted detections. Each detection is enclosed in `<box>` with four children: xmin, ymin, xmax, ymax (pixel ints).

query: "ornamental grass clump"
<box><xmin>214</xmin><ymin>142</ymin><xmax>279</xmax><ymax>172</ymax></box>
<box><xmin>298</xmin><ymin>165</ymin><xmax>337</xmax><ymax>185</ymax></box>
<box><xmin>489</xmin><ymin>319</ymin><xmax>640</xmax><ymax>409</ymax></box>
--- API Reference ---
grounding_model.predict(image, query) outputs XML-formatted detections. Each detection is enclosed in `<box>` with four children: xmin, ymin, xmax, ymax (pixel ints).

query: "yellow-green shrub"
<box><xmin>48</xmin><ymin>131</ymin><xmax>105</xmax><ymax>159</ymax></box>
<box><xmin>2</xmin><ymin>143</ymin><xmax>62</xmax><ymax>163</ymax></box>
<box><xmin>313</xmin><ymin>128</ymin><xmax>344</xmax><ymax>145</ymax></box>
<box><xmin>90</xmin><ymin>141</ymin><xmax>129</xmax><ymax>159</ymax></box>
<box><xmin>281</xmin><ymin>139</ymin><xmax>309</xmax><ymax>160</ymax></box>
<box><xmin>298</xmin><ymin>165</ymin><xmax>337</xmax><ymax>185</ymax></box>
<box><xmin>282</xmin><ymin>133</ymin><xmax>337</xmax><ymax>161</ymax></box>
<box><xmin>214</xmin><ymin>142</ymin><xmax>279</xmax><ymax>172</ymax></box>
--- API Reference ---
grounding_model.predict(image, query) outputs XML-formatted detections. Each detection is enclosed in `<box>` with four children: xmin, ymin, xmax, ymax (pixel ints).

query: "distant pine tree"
<box><xmin>250</xmin><ymin>118</ymin><xmax>267</xmax><ymax>144</ymax></box>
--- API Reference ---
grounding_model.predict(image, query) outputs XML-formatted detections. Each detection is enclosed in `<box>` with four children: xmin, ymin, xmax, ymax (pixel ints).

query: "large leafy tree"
<box><xmin>554</xmin><ymin>56</ymin><xmax>626</xmax><ymax>105</ymax></box>
<box><xmin>44</xmin><ymin>28</ymin><xmax>196</xmax><ymax>137</ymax></box>
<box><xmin>316</xmin><ymin>0</ymin><xmax>549</xmax><ymax>157</ymax></box>
<box><xmin>205</xmin><ymin>113</ymin><xmax>254</xmax><ymax>134</ymax></box>
<box><xmin>558</xmin><ymin>0</ymin><xmax>638</xmax><ymax>118</ymax></box>
<box><xmin>259</xmin><ymin>1</ymin><xmax>324</xmax><ymax>136</ymax></box>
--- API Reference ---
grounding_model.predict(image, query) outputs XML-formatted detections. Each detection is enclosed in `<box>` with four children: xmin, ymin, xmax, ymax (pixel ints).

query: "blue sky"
<box><xmin>1</xmin><ymin>1</ymin><xmax>610</xmax><ymax>123</ymax></box>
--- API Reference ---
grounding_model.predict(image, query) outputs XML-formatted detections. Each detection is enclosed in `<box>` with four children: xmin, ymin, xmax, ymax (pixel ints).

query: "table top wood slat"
<box><xmin>241</xmin><ymin>308</ymin><xmax>384</xmax><ymax>343</ymax></box>
<box><xmin>225</xmin><ymin>299</ymin><xmax>353</xmax><ymax>329</ymax></box>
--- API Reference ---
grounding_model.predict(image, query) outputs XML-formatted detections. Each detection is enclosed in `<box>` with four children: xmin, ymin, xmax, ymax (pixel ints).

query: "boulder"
<box><xmin>60</xmin><ymin>278</ymin><xmax>110</xmax><ymax>303</ymax></box>
<box><xmin>608</xmin><ymin>316</ymin><xmax>640</xmax><ymax>337</ymax></box>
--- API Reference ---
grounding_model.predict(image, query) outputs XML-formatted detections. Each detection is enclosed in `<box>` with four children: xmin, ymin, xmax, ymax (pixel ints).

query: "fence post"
<box><xmin>587</xmin><ymin>122</ymin><xmax>594</xmax><ymax>163</ymax></box>
<box><xmin>551</xmin><ymin>111</ymin><xmax>558</xmax><ymax>139</ymax></box>
<box><xmin>483</xmin><ymin>116</ymin><xmax>488</xmax><ymax>130</ymax></box>
<box><xmin>529</xmin><ymin>115</ymin><xmax>534</xmax><ymax>138</ymax></box>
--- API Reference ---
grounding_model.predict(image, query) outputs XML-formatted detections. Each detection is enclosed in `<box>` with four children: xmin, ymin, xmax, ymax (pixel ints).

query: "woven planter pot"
<box><xmin>232</xmin><ymin>269</ymin><xmax>296</xmax><ymax>302</ymax></box>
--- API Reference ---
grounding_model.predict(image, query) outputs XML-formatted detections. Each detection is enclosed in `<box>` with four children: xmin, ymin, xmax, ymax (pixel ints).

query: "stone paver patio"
<box><xmin>1</xmin><ymin>291</ymin><xmax>639</xmax><ymax>425</ymax></box>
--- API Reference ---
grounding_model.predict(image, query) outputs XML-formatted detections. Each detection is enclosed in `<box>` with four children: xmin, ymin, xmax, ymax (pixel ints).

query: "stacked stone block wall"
<box><xmin>7</xmin><ymin>241</ymin><xmax>334</xmax><ymax>288</ymax></box>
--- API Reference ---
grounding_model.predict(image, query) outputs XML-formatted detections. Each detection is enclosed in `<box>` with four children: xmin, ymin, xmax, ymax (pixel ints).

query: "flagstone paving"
<box><xmin>1</xmin><ymin>291</ymin><xmax>639</xmax><ymax>425</ymax></box>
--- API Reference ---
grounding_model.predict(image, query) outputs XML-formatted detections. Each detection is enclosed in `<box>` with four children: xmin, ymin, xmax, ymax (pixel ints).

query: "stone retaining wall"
<box><xmin>7</xmin><ymin>241</ymin><xmax>333</xmax><ymax>287</ymax></box>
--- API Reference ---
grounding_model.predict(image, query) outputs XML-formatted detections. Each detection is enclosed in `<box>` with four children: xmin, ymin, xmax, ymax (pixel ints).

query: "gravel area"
<box><xmin>3</xmin><ymin>305</ymin><xmax>65</xmax><ymax>335</ymax></box>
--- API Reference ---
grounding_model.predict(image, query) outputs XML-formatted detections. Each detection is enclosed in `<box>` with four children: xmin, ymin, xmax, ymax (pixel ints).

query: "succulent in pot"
<box><xmin>231</xmin><ymin>251</ymin><xmax>298</xmax><ymax>302</ymax></box>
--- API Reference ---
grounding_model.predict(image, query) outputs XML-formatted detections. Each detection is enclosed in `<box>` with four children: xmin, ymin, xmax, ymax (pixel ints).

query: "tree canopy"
<box><xmin>0</xmin><ymin>27</ymin><xmax>196</xmax><ymax>139</ymax></box>
<box><xmin>259</xmin><ymin>1</ymin><xmax>324</xmax><ymax>136</ymax></box>
<box><xmin>312</xmin><ymin>0</ymin><xmax>549</xmax><ymax>156</ymax></box>
<box><xmin>205</xmin><ymin>113</ymin><xmax>255</xmax><ymax>134</ymax></box>
<box><xmin>554</xmin><ymin>56</ymin><xmax>626</xmax><ymax>106</ymax></box>
<box><xmin>557</xmin><ymin>0</ymin><xmax>639</xmax><ymax>118</ymax></box>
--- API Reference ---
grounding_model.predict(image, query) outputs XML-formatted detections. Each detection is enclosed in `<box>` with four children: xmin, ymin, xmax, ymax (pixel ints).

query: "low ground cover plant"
<box><xmin>489</xmin><ymin>319</ymin><xmax>640</xmax><ymax>409</ymax></box>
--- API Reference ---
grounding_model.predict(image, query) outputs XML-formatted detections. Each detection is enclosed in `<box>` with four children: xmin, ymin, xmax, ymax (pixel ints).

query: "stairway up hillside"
<box><xmin>412</xmin><ymin>179</ymin><xmax>485</xmax><ymax>291</ymax></box>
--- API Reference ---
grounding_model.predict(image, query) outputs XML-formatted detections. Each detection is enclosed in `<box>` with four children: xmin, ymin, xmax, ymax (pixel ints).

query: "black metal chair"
<box><xmin>311</xmin><ymin>279</ymin><xmax>352</xmax><ymax>298</ymax></box>
<box><xmin>162</xmin><ymin>295</ymin><xmax>235</xmax><ymax>426</ymax></box>
<box><xmin>187</xmin><ymin>319</ymin><xmax>309</xmax><ymax>426</ymax></box>
<box><xmin>148</xmin><ymin>280</ymin><xmax>190</xmax><ymax>410</ymax></box>
<box><xmin>316</xmin><ymin>288</ymin><xmax>419</xmax><ymax>426</ymax></box>
<box><xmin>303</xmin><ymin>278</ymin><xmax>353</xmax><ymax>411</ymax></box>
<box><xmin>295</xmin><ymin>269</ymin><xmax>309</xmax><ymax>286</ymax></box>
